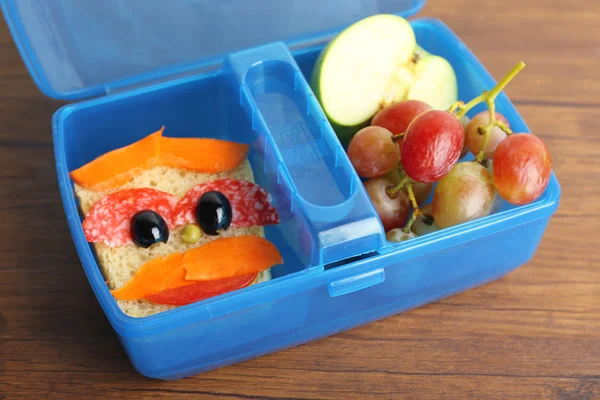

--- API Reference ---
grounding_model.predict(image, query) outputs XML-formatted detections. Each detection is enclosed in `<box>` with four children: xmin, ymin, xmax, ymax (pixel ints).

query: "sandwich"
<box><xmin>70</xmin><ymin>126</ymin><xmax>282</xmax><ymax>318</ymax></box>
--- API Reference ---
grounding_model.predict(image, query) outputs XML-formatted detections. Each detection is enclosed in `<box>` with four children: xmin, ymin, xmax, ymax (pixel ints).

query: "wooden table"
<box><xmin>1</xmin><ymin>1</ymin><xmax>598</xmax><ymax>398</ymax></box>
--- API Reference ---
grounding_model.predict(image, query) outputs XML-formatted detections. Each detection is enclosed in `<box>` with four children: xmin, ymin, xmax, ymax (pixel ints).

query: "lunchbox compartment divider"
<box><xmin>224</xmin><ymin>41</ymin><xmax>387</xmax><ymax>268</ymax></box>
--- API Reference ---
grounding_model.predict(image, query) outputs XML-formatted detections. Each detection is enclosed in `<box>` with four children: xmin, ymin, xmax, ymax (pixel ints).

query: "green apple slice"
<box><xmin>380</xmin><ymin>66</ymin><xmax>414</xmax><ymax>109</ymax></box>
<box><xmin>407</xmin><ymin>54</ymin><xmax>458</xmax><ymax>111</ymax></box>
<box><xmin>311</xmin><ymin>14</ymin><xmax>416</xmax><ymax>145</ymax></box>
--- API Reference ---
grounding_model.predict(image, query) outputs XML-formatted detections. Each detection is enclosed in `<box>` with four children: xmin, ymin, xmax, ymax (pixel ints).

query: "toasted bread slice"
<box><xmin>74</xmin><ymin>160</ymin><xmax>271</xmax><ymax>318</ymax></box>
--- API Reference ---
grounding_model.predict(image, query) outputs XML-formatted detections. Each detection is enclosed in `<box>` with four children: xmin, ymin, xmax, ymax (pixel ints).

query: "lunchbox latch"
<box><xmin>327</xmin><ymin>268</ymin><xmax>385</xmax><ymax>297</ymax></box>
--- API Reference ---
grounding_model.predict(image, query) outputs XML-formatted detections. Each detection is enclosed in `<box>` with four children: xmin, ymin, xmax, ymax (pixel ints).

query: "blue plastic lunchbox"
<box><xmin>1</xmin><ymin>0</ymin><xmax>560</xmax><ymax>380</ymax></box>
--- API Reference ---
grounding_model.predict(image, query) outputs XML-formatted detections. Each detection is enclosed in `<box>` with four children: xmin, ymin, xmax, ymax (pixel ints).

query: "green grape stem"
<box><xmin>407</xmin><ymin>183</ymin><xmax>420</xmax><ymax>211</ymax></box>
<box><xmin>401</xmin><ymin>182</ymin><xmax>422</xmax><ymax>233</ymax></box>
<box><xmin>453</xmin><ymin>61</ymin><xmax>526</xmax><ymax>164</ymax></box>
<box><xmin>391</xmin><ymin>133</ymin><xmax>405</xmax><ymax>143</ymax></box>
<box><xmin>386</xmin><ymin>174</ymin><xmax>410</xmax><ymax>198</ymax></box>
<box><xmin>496</xmin><ymin>120</ymin><xmax>513</xmax><ymax>135</ymax></box>
<box><xmin>447</xmin><ymin>101</ymin><xmax>465</xmax><ymax>114</ymax></box>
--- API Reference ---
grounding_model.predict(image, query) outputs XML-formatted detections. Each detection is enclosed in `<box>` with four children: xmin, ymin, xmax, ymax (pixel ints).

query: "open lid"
<box><xmin>1</xmin><ymin>0</ymin><xmax>425</xmax><ymax>100</ymax></box>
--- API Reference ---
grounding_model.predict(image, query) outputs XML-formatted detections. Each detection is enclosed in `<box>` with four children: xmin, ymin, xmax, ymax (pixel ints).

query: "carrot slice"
<box><xmin>183</xmin><ymin>235</ymin><xmax>282</xmax><ymax>281</ymax></box>
<box><xmin>159</xmin><ymin>137</ymin><xmax>249</xmax><ymax>173</ymax></box>
<box><xmin>70</xmin><ymin>127</ymin><xmax>163</xmax><ymax>191</ymax></box>
<box><xmin>110</xmin><ymin>236</ymin><xmax>282</xmax><ymax>301</ymax></box>
<box><xmin>110</xmin><ymin>252</ymin><xmax>187</xmax><ymax>301</ymax></box>
<box><xmin>70</xmin><ymin>129</ymin><xmax>249</xmax><ymax>191</ymax></box>
<box><xmin>145</xmin><ymin>273</ymin><xmax>257</xmax><ymax>305</ymax></box>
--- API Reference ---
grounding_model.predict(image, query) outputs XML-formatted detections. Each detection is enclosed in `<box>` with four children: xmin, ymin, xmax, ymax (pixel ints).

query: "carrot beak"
<box><xmin>111</xmin><ymin>235</ymin><xmax>282</xmax><ymax>301</ymax></box>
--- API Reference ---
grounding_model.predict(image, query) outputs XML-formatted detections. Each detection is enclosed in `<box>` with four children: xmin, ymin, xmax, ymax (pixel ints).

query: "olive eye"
<box><xmin>130</xmin><ymin>210</ymin><xmax>169</xmax><ymax>248</ymax></box>
<box><xmin>195</xmin><ymin>191</ymin><xmax>232</xmax><ymax>236</ymax></box>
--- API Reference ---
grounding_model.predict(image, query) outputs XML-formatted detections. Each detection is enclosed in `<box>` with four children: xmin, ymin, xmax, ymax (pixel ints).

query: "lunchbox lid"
<box><xmin>1</xmin><ymin>0</ymin><xmax>425</xmax><ymax>101</ymax></box>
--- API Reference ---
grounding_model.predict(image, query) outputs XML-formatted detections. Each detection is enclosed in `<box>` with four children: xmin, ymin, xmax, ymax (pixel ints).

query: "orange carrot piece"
<box><xmin>159</xmin><ymin>137</ymin><xmax>248</xmax><ymax>173</ymax></box>
<box><xmin>110</xmin><ymin>252</ymin><xmax>189</xmax><ymax>301</ymax></box>
<box><xmin>70</xmin><ymin>127</ymin><xmax>163</xmax><ymax>191</ymax></box>
<box><xmin>70</xmin><ymin>130</ymin><xmax>249</xmax><ymax>191</ymax></box>
<box><xmin>183</xmin><ymin>236</ymin><xmax>283</xmax><ymax>281</ymax></box>
<box><xmin>110</xmin><ymin>236</ymin><xmax>282</xmax><ymax>301</ymax></box>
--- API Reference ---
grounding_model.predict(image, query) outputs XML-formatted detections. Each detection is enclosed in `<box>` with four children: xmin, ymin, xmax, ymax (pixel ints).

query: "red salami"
<box><xmin>83</xmin><ymin>179</ymin><xmax>279</xmax><ymax>247</ymax></box>
<box><xmin>83</xmin><ymin>188</ymin><xmax>179</xmax><ymax>247</ymax></box>
<box><xmin>173</xmin><ymin>179</ymin><xmax>279</xmax><ymax>228</ymax></box>
<box><xmin>145</xmin><ymin>273</ymin><xmax>257</xmax><ymax>305</ymax></box>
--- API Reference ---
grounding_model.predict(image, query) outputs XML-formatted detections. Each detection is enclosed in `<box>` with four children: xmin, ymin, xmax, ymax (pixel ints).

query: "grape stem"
<box><xmin>401</xmin><ymin>183</ymin><xmax>421</xmax><ymax>233</ymax></box>
<box><xmin>453</xmin><ymin>61</ymin><xmax>526</xmax><ymax>164</ymax></box>
<box><xmin>496</xmin><ymin>120</ymin><xmax>512</xmax><ymax>134</ymax></box>
<box><xmin>447</xmin><ymin>101</ymin><xmax>464</xmax><ymax>114</ymax></box>
<box><xmin>391</xmin><ymin>133</ymin><xmax>405</xmax><ymax>143</ymax></box>
<box><xmin>386</xmin><ymin>175</ymin><xmax>410</xmax><ymax>198</ymax></box>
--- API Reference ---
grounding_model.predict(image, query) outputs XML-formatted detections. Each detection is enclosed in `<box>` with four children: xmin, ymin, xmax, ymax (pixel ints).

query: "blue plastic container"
<box><xmin>2</xmin><ymin>0</ymin><xmax>560</xmax><ymax>380</ymax></box>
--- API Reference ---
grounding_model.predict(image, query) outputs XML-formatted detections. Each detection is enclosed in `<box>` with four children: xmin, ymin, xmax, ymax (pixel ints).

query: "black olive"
<box><xmin>130</xmin><ymin>210</ymin><xmax>169</xmax><ymax>248</ymax></box>
<box><xmin>195</xmin><ymin>191</ymin><xmax>232</xmax><ymax>236</ymax></box>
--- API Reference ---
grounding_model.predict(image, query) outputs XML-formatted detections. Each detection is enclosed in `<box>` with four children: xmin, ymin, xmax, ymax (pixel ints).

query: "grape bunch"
<box><xmin>346</xmin><ymin>61</ymin><xmax>552</xmax><ymax>241</ymax></box>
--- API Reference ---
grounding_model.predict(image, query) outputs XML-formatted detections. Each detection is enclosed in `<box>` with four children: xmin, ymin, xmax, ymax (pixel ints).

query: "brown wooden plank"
<box><xmin>419</xmin><ymin>0</ymin><xmax>600</xmax><ymax>106</ymax></box>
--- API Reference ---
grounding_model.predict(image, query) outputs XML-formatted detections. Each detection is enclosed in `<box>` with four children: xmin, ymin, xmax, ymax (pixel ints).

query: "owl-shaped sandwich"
<box><xmin>70</xmin><ymin>127</ymin><xmax>282</xmax><ymax>318</ymax></box>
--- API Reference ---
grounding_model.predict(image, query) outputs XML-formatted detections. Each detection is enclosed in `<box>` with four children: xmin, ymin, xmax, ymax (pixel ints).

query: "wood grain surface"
<box><xmin>1</xmin><ymin>0</ymin><xmax>598</xmax><ymax>399</ymax></box>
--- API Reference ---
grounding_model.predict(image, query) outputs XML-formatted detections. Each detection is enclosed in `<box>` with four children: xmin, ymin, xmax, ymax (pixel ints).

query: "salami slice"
<box><xmin>145</xmin><ymin>273</ymin><xmax>257</xmax><ymax>305</ymax></box>
<box><xmin>83</xmin><ymin>179</ymin><xmax>279</xmax><ymax>247</ymax></box>
<box><xmin>173</xmin><ymin>179</ymin><xmax>279</xmax><ymax>228</ymax></box>
<box><xmin>83</xmin><ymin>188</ymin><xmax>179</xmax><ymax>247</ymax></box>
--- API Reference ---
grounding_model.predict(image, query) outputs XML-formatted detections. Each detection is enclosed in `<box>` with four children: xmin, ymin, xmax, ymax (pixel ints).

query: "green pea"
<box><xmin>181</xmin><ymin>224</ymin><xmax>201</xmax><ymax>243</ymax></box>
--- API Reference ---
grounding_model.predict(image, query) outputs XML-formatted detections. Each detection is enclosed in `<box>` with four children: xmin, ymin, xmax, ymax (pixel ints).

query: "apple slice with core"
<box><xmin>407</xmin><ymin>55</ymin><xmax>458</xmax><ymax>111</ymax></box>
<box><xmin>311</xmin><ymin>14</ymin><xmax>417</xmax><ymax>146</ymax></box>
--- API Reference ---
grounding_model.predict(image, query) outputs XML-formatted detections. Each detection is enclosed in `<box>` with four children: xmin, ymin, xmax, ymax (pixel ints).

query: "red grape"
<box><xmin>364</xmin><ymin>177</ymin><xmax>410</xmax><ymax>232</ymax></box>
<box><xmin>371</xmin><ymin>100</ymin><xmax>432</xmax><ymax>135</ymax></box>
<box><xmin>372</xmin><ymin>100</ymin><xmax>432</xmax><ymax>158</ymax></box>
<box><xmin>401</xmin><ymin>110</ymin><xmax>464</xmax><ymax>183</ymax></box>
<box><xmin>432</xmin><ymin>162</ymin><xmax>496</xmax><ymax>228</ymax></box>
<box><xmin>465</xmin><ymin>111</ymin><xmax>510</xmax><ymax>159</ymax></box>
<box><xmin>493</xmin><ymin>133</ymin><xmax>551</xmax><ymax>205</ymax></box>
<box><xmin>347</xmin><ymin>126</ymin><xmax>399</xmax><ymax>178</ymax></box>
